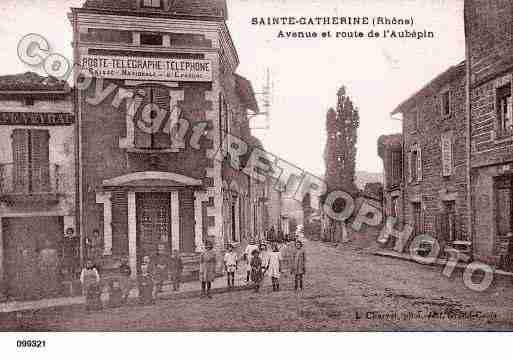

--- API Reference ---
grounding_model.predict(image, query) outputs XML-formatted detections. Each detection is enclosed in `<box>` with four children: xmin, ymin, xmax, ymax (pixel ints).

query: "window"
<box><xmin>24</xmin><ymin>98</ymin><xmax>34</xmax><ymax>106</ymax></box>
<box><xmin>412</xmin><ymin>108</ymin><xmax>419</xmax><ymax>132</ymax></box>
<box><xmin>409</xmin><ymin>144</ymin><xmax>422</xmax><ymax>183</ymax></box>
<box><xmin>496</xmin><ymin>175</ymin><xmax>513</xmax><ymax>237</ymax></box>
<box><xmin>411</xmin><ymin>150</ymin><xmax>418</xmax><ymax>182</ymax></box>
<box><xmin>497</xmin><ymin>83</ymin><xmax>513</xmax><ymax>138</ymax></box>
<box><xmin>391</xmin><ymin>196</ymin><xmax>399</xmax><ymax>218</ymax></box>
<box><xmin>441</xmin><ymin>132</ymin><xmax>453</xmax><ymax>177</ymax></box>
<box><xmin>441</xmin><ymin>90</ymin><xmax>451</xmax><ymax>117</ymax></box>
<box><xmin>390</xmin><ymin>149</ymin><xmax>402</xmax><ymax>186</ymax></box>
<box><xmin>140</xmin><ymin>33</ymin><xmax>163</xmax><ymax>46</ymax></box>
<box><xmin>134</xmin><ymin>86</ymin><xmax>171</xmax><ymax>150</ymax></box>
<box><xmin>12</xmin><ymin>129</ymin><xmax>50</xmax><ymax>193</ymax></box>
<box><xmin>142</xmin><ymin>0</ymin><xmax>162</xmax><ymax>8</ymax></box>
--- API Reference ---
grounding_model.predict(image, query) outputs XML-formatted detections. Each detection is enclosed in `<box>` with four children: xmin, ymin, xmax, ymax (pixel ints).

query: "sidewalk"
<box><xmin>371</xmin><ymin>248</ymin><xmax>513</xmax><ymax>279</ymax></box>
<box><xmin>0</xmin><ymin>269</ymin><xmax>251</xmax><ymax>314</ymax></box>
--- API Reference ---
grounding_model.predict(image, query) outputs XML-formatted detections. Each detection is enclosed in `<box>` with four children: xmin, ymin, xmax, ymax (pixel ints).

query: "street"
<box><xmin>2</xmin><ymin>239</ymin><xmax>513</xmax><ymax>331</ymax></box>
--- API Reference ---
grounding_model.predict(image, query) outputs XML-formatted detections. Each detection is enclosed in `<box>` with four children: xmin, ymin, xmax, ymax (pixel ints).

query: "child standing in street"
<box><xmin>119</xmin><ymin>258</ymin><xmax>132</xmax><ymax>304</ymax></box>
<box><xmin>223</xmin><ymin>244</ymin><xmax>238</xmax><ymax>290</ymax></box>
<box><xmin>80</xmin><ymin>260</ymin><xmax>102</xmax><ymax>311</ymax></box>
<box><xmin>244</xmin><ymin>238</ymin><xmax>258</xmax><ymax>284</ymax></box>
<box><xmin>108</xmin><ymin>279</ymin><xmax>123</xmax><ymax>308</ymax></box>
<box><xmin>169</xmin><ymin>250</ymin><xmax>183</xmax><ymax>292</ymax></box>
<box><xmin>152</xmin><ymin>244</ymin><xmax>169</xmax><ymax>295</ymax></box>
<box><xmin>138</xmin><ymin>256</ymin><xmax>155</xmax><ymax>305</ymax></box>
<box><xmin>268</xmin><ymin>243</ymin><xmax>283</xmax><ymax>292</ymax></box>
<box><xmin>259</xmin><ymin>243</ymin><xmax>270</xmax><ymax>279</ymax></box>
<box><xmin>250</xmin><ymin>249</ymin><xmax>263</xmax><ymax>293</ymax></box>
<box><xmin>291</xmin><ymin>241</ymin><xmax>306</xmax><ymax>291</ymax></box>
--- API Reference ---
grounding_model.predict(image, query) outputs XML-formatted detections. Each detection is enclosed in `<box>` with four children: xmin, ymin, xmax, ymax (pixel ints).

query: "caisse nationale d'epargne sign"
<box><xmin>80</xmin><ymin>55</ymin><xmax>213</xmax><ymax>82</ymax></box>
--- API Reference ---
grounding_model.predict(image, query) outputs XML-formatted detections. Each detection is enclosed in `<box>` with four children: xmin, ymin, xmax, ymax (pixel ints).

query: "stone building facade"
<box><xmin>378</xmin><ymin>133</ymin><xmax>403</xmax><ymax>222</ymax></box>
<box><xmin>70</xmin><ymin>0</ymin><xmax>269</xmax><ymax>279</ymax></box>
<box><xmin>465</xmin><ymin>0</ymin><xmax>513</xmax><ymax>266</ymax></box>
<box><xmin>0</xmin><ymin>73</ymin><xmax>76</xmax><ymax>300</ymax></box>
<box><xmin>386</xmin><ymin>61</ymin><xmax>469</xmax><ymax>252</ymax></box>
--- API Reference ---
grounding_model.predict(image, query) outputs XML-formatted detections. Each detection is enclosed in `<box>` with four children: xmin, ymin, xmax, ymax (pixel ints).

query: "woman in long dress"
<box><xmin>267</xmin><ymin>244</ymin><xmax>283</xmax><ymax>292</ymax></box>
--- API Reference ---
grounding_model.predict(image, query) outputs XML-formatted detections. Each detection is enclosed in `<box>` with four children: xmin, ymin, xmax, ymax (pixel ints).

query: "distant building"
<box><xmin>465</xmin><ymin>1</ymin><xmax>513</xmax><ymax>267</ymax></box>
<box><xmin>378</xmin><ymin>134</ymin><xmax>403</xmax><ymax>220</ymax></box>
<box><xmin>0</xmin><ymin>72</ymin><xmax>75</xmax><ymax>300</ymax></box>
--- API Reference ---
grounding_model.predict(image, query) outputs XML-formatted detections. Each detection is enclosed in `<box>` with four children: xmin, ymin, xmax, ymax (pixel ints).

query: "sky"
<box><xmin>0</xmin><ymin>0</ymin><xmax>465</xmax><ymax>176</ymax></box>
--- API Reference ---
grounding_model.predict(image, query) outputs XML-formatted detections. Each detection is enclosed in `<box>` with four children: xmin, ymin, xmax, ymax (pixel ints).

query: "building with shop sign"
<box><xmin>0</xmin><ymin>72</ymin><xmax>76</xmax><ymax>301</ymax></box>
<box><xmin>70</xmin><ymin>0</ymin><xmax>274</xmax><ymax>279</ymax></box>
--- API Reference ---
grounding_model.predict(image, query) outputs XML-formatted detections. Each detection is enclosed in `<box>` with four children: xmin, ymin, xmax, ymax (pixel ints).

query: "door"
<box><xmin>136</xmin><ymin>193</ymin><xmax>171</xmax><ymax>266</ymax></box>
<box><xmin>496</xmin><ymin>175</ymin><xmax>513</xmax><ymax>268</ymax></box>
<box><xmin>412</xmin><ymin>202</ymin><xmax>422</xmax><ymax>237</ymax></box>
<box><xmin>3</xmin><ymin>217</ymin><xmax>62</xmax><ymax>300</ymax></box>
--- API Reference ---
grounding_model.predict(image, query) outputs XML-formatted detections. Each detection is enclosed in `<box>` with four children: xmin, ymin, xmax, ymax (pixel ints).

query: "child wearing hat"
<box><xmin>223</xmin><ymin>243</ymin><xmax>238</xmax><ymax>290</ymax></box>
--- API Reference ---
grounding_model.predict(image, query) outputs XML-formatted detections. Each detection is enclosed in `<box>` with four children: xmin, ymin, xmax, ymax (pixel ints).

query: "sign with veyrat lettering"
<box><xmin>80</xmin><ymin>55</ymin><xmax>212</xmax><ymax>82</ymax></box>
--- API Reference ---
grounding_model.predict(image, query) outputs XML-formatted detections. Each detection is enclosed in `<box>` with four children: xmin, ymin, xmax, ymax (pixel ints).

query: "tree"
<box><xmin>321</xmin><ymin>86</ymin><xmax>360</xmax><ymax>243</ymax></box>
<box><xmin>324</xmin><ymin>86</ymin><xmax>359</xmax><ymax>195</ymax></box>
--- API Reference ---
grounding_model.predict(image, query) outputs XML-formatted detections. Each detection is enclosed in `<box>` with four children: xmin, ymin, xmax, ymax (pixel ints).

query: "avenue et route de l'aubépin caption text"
<box><xmin>251</xmin><ymin>16</ymin><xmax>435</xmax><ymax>40</ymax></box>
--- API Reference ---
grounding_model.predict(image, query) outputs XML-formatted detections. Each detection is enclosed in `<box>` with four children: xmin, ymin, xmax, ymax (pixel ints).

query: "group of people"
<box><xmin>80</xmin><ymin>243</ymin><xmax>184</xmax><ymax>311</ymax></box>
<box><xmin>201</xmin><ymin>238</ymin><xmax>307</xmax><ymax>299</ymax></box>
<box><xmin>79</xmin><ymin>236</ymin><xmax>307</xmax><ymax>311</ymax></box>
<box><xmin>243</xmin><ymin>239</ymin><xmax>306</xmax><ymax>293</ymax></box>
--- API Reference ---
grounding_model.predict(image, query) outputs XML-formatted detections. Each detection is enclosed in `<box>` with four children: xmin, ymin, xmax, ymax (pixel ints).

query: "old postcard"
<box><xmin>0</xmin><ymin>0</ymin><xmax>512</xmax><ymax>347</ymax></box>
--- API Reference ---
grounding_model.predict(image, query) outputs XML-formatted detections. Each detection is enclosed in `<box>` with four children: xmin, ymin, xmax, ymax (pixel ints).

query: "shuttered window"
<box><xmin>12</xmin><ymin>129</ymin><xmax>50</xmax><ymax>193</ymax></box>
<box><xmin>12</xmin><ymin>129</ymin><xmax>30</xmax><ymax>193</ymax></box>
<box><xmin>30</xmin><ymin>130</ymin><xmax>50</xmax><ymax>192</ymax></box>
<box><xmin>134</xmin><ymin>86</ymin><xmax>171</xmax><ymax>149</ymax></box>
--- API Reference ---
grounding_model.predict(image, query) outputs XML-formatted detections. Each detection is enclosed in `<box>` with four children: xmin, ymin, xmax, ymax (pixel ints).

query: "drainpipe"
<box><xmin>72</xmin><ymin>10</ymin><xmax>84</xmax><ymax>267</ymax></box>
<box><xmin>464</xmin><ymin>4</ymin><xmax>473</xmax><ymax>253</ymax></box>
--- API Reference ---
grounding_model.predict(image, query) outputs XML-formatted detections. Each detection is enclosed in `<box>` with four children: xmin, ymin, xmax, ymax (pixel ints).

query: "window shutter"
<box><xmin>30</xmin><ymin>129</ymin><xmax>50</xmax><ymax>192</ymax></box>
<box><xmin>408</xmin><ymin>150</ymin><xmax>413</xmax><ymax>183</ymax></box>
<box><xmin>218</xmin><ymin>93</ymin><xmax>223</xmax><ymax>146</ymax></box>
<box><xmin>507</xmin><ymin>95</ymin><xmax>513</xmax><ymax>131</ymax></box>
<box><xmin>152</xmin><ymin>87</ymin><xmax>171</xmax><ymax>149</ymax></box>
<box><xmin>11</xmin><ymin>129</ymin><xmax>30</xmax><ymax>193</ymax></box>
<box><xmin>134</xmin><ymin>88</ymin><xmax>153</xmax><ymax>149</ymax></box>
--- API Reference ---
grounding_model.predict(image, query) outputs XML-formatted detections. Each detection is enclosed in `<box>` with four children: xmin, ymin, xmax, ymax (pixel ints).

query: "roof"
<box><xmin>0</xmin><ymin>72</ymin><xmax>70</xmax><ymax>93</ymax></box>
<box><xmin>235</xmin><ymin>74</ymin><xmax>259</xmax><ymax>113</ymax></box>
<box><xmin>82</xmin><ymin>0</ymin><xmax>228</xmax><ymax>19</ymax></box>
<box><xmin>392</xmin><ymin>60</ymin><xmax>466</xmax><ymax>115</ymax></box>
<box><xmin>362</xmin><ymin>182</ymin><xmax>383</xmax><ymax>202</ymax></box>
<box><xmin>378</xmin><ymin>133</ymin><xmax>402</xmax><ymax>158</ymax></box>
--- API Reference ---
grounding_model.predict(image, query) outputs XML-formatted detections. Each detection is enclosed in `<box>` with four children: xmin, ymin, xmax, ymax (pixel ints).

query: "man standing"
<box><xmin>62</xmin><ymin>227</ymin><xmax>80</xmax><ymax>280</ymax></box>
